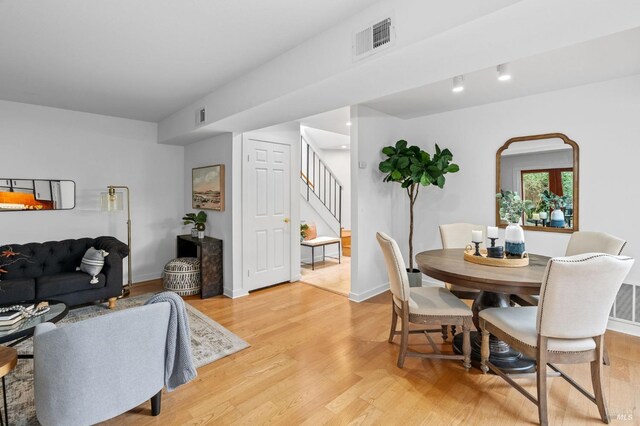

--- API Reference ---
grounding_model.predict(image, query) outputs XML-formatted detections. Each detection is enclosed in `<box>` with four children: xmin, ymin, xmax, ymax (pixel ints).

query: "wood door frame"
<box><xmin>241</xmin><ymin>132</ymin><xmax>300</xmax><ymax>294</ymax></box>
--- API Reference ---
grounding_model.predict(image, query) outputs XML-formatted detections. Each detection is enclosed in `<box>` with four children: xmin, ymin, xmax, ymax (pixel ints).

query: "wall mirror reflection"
<box><xmin>496</xmin><ymin>133</ymin><xmax>579</xmax><ymax>233</ymax></box>
<box><xmin>0</xmin><ymin>179</ymin><xmax>75</xmax><ymax>211</ymax></box>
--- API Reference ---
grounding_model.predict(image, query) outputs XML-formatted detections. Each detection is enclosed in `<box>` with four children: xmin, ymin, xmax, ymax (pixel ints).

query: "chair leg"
<box><xmin>537</xmin><ymin>336</ymin><xmax>549</xmax><ymax>426</ymax></box>
<box><xmin>602</xmin><ymin>344</ymin><xmax>611</xmax><ymax>366</ymax></box>
<box><xmin>397</xmin><ymin>310</ymin><xmax>409</xmax><ymax>368</ymax></box>
<box><xmin>441</xmin><ymin>325</ymin><xmax>448</xmax><ymax>341</ymax></box>
<box><xmin>592</xmin><ymin>335</ymin><xmax>609</xmax><ymax>423</ymax></box>
<box><xmin>480</xmin><ymin>321</ymin><xmax>489</xmax><ymax>374</ymax></box>
<box><xmin>462</xmin><ymin>321</ymin><xmax>471</xmax><ymax>371</ymax></box>
<box><xmin>388</xmin><ymin>304</ymin><xmax>398</xmax><ymax>343</ymax></box>
<box><xmin>151</xmin><ymin>390</ymin><xmax>162</xmax><ymax>416</ymax></box>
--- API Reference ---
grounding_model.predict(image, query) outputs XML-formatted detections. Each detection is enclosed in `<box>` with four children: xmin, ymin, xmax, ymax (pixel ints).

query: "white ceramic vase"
<box><xmin>505</xmin><ymin>223</ymin><xmax>525</xmax><ymax>257</ymax></box>
<box><xmin>550</xmin><ymin>209</ymin><xmax>565</xmax><ymax>228</ymax></box>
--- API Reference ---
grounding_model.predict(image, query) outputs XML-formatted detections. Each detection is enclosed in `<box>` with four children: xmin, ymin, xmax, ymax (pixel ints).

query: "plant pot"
<box><xmin>191</xmin><ymin>228</ymin><xmax>198</xmax><ymax>238</ymax></box>
<box><xmin>197</xmin><ymin>230</ymin><xmax>205</xmax><ymax>239</ymax></box>
<box><xmin>505</xmin><ymin>223</ymin><xmax>525</xmax><ymax>258</ymax></box>
<box><xmin>407</xmin><ymin>269</ymin><xmax>422</xmax><ymax>287</ymax></box>
<box><xmin>550</xmin><ymin>209</ymin><xmax>565</xmax><ymax>228</ymax></box>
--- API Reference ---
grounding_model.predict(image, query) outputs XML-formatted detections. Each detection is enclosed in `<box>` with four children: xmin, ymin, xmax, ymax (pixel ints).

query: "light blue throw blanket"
<box><xmin>145</xmin><ymin>291</ymin><xmax>197</xmax><ymax>391</ymax></box>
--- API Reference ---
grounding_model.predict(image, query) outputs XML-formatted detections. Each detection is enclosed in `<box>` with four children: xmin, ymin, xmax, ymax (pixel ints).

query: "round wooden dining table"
<box><xmin>415</xmin><ymin>248</ymin><xmax>550</xmax><ymax>373</ymax></box>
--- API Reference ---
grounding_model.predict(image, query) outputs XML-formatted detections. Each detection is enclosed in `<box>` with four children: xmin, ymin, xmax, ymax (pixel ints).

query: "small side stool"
<box><xmin>162</xmin><ymin>257</ymin><xmax>201</xmax><ymax>296</ymax></box>
<box><xmin>0</xmin><ymin>346</ymin><xmax>17</xmax><ymax>426</ymax></box>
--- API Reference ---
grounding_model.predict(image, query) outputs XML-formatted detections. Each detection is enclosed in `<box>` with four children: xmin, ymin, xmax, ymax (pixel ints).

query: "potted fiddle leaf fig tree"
<box><xmin>379</xmin><ymin>140</ymin><xmax>460</xmax><ymax>287</ymax></box>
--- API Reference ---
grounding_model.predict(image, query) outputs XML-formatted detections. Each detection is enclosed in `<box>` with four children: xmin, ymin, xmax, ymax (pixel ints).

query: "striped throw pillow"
<box><xmin>79</xmin><ymin>247</ymin><xmax>109</xmax><ymax>284</ymax></box>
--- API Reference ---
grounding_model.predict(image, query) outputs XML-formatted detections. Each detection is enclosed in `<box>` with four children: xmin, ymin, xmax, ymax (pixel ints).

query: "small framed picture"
<box><xmin>192</xmin><ymin>164</ymin><xmax>225</xmax><ymax>211</ymax></box>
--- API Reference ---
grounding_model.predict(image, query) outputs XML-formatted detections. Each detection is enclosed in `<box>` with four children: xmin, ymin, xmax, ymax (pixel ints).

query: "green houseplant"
<box><xmin>182</xmin><ymin>211</ymin><xmax>208</xmax><ymax>238</ymax></box>
<box><xmin>300</xmin><ymin>223</ymin><xmax>309</xmax><ymax>242</ymax></box>
<box><xmin>379</xmin><ymin>140</ymin><xmax>459</xmax><ymax>286</ymax></box>
<box><xmin>496</xmin><ymin>190</ymin><xmax>532</xmax><ymax>257</ymax></box>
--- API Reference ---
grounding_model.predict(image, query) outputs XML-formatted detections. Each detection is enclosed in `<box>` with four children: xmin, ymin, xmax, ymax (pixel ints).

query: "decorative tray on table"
<box><xmin>463</xmin><ymin>247</ymin><xmax>529</xmax><ymax>268</ymax></box>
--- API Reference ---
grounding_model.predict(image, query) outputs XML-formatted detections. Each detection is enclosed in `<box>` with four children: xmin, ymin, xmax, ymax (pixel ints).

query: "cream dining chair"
<box><xmin>480</xmin><ymin>253</ymin><xmax>634</xmax><ymax>426</ymax></box>
<box><xmin>439</xmin><ymin>223</ymin><xmax>485</xmax><ymax>301</ymax></box>
<box><xmin>376</xmin><ymin>232</ymin><xmax>472</xmax><ymax>370</ymax></box>
<box><xmin>514</xmin><ymin>231</ymin><xmax>626</xmax><ymax>308</ymax></box>
<box><xmin>511</xmin><ymin>230</ymin><xmax>626</xmax><ymax>365</ymax></box>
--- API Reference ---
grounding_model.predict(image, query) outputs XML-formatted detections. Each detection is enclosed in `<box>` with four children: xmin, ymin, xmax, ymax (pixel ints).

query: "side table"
<box><xmin>176</xmin><ymin>235</ymin><xmax>223</xmax><ymax>298</ymax></box>
<box><xmin>0</xmin><ymin>346</ymin><xmax>17</xmax><ymax>426</ymax></box>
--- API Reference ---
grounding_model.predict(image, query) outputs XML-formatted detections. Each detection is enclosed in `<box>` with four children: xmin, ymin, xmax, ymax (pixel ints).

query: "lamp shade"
<box><xmin>100</xmin><ymin>191</ymin><xmax>123</xmax><ymax>212</ymax></box>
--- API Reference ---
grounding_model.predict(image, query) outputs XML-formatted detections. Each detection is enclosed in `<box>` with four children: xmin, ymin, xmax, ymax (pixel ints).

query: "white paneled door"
<box><xmin>243</xmin><ymin>138</ymin><xmax>291</xmax><ymax>291</ymax></box>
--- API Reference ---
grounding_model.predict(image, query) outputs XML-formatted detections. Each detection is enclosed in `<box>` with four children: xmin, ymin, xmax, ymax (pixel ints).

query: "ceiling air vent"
<box><xmin>353</xmin><ymin>17</ymin><xmax>394</xmax><ymax>61</ymax></box>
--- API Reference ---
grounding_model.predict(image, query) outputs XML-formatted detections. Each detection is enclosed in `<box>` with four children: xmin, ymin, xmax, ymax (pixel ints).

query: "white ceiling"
<box><xmin>363</xmin><ymin>27</ymin><xmax>640</xmax><ymax>119</ymax></box>
<box><xmin>0</xmin><ymin>0</ymin><xmax>379</xmax><ymax>122</ymax></box>
<box><xmin>299</xmin><ymin>107</ymin><xmax>351</xmax><ymax>136</ymax></box>
<box><xmin>302</xmin><ymin>126</ymin><xmax>350</xmax><ymax>151</ymax></box>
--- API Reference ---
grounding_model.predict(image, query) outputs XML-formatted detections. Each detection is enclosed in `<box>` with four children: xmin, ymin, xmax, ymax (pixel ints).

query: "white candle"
<box><xmin>471</xmin><ymin>230</ymin><xmax>483</xmax><ymax>243</ymax></box>
<box><xmin>532</xmin><ymin>213</ymin><xmax>540</xmax><ymax>220</ymax></box>
<box><xmin>487</xmin><ymin>226</ymin><xmax>499</xmax><ymax>239</ymax></box>
<box><xmin>539</xmin><ymin>212</ymin><xmax>548</xmax><ymax>220</ymax></box>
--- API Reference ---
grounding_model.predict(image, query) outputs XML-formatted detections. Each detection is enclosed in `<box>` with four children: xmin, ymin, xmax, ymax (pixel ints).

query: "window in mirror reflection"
<box><xmin>521</xmin><ymin>168</ymin><xmax>574</xmax><ymax>228</ymax></box>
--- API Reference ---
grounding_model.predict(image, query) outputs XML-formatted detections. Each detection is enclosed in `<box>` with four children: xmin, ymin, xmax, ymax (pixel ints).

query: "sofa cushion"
<box><xmin>36</xmin><ymin>272</ymin><xmax>106</xmax><ymax>299</ymax></box>
<box><xmin>0</xmin><ymin>278</ymin><xmax>36</xmax><ymax>303</ymax></box>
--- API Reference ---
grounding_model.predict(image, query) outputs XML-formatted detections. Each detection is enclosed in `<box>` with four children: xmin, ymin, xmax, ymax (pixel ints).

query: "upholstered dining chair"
<box><xmin>480</xmin><ymin>253</ymin><xmax>634</xmax><ymax>426</ymax></box>
<box><xmin>439</xmin><ymin>223</ymin><xmax>485</xmax><ymax>301</ymax></box>
<box><xmin>513</xmin><ymin>231</ymin><xmax>626</xmax><ymax>308</ymax></box>
<box><xmin>511</xmin><ymin>230</ymin><xmax>626</xmax><ymax>365</ymax></box>
<box><xmin>376</xmin><ymin>232</ymin><xmax>472</xmax><ymax>370</ymax></box>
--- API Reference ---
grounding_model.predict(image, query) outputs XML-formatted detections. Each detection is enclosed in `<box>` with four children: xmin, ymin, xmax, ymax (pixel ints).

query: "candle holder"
<box><xmin>542</xmin><ymin>218</ymin><xmax>548</xmax><ymax>227</ymax></box>
<box><xmin>473</xmin><ymin>241</ymin><xmax>481</xmax><ymax>256</ymax></box>
<box><xmin>488</xmin><ymin>237</ymin><xmax>498</xmax><ymax>248</ymax></box>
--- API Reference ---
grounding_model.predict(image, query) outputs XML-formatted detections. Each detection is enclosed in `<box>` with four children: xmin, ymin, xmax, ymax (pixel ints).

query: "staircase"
<box><xmin>300</xmin><ymin>136</ymin><xmax>342</xmax><ymax>236</ymax></box>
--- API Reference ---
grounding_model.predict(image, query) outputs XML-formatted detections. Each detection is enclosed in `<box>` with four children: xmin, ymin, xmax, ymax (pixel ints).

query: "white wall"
<box><xmin>320</xmin><ymin>149</ymin><xmax>351</xmax><ymax>230</ymax></box>
<box><xmin>0</xmin><ymin>100</ymin><xmax>184</xmax><ymax>283</ymax></box>
<box><xmin>183</xmin><ymin>133</ymin><xmax>235</xmax><ymax>294</ymax></box>
<box><xmin>402</xmin><ymin>75</ymin><xmax>640</xmax><ymax>286</ymax></box>
<box><xmin>350</xmin><ymin>105</ymin><xmax>407</xmax><ymax>301</ymax></box>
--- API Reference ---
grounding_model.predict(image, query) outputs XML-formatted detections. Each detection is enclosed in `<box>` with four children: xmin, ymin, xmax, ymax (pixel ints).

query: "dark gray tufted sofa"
<box><xmin>0</xmin><ymin>237</ymin><xmax>129</xmax><ymax>307</ymax></box>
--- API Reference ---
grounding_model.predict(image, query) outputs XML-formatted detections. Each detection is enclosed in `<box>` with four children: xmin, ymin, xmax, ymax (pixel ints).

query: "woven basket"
<box><xmin>162</xmin><ymin>257</ymin><xmax>201</xmax><ymax>296</ymax></box>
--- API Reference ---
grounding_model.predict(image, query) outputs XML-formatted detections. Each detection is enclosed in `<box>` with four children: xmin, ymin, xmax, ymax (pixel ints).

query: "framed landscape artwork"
<box><xmin>192</xmin><ymin>164</ymin><xmax>225</xmax><ymax>211</ymax></box>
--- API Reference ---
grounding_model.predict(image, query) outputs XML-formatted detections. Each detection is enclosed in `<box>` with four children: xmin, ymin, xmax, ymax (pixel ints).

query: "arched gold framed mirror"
<box><xmin>496</xmin><ymin>133</ymin><xmax>579</xmax><ymax>233</ymax></box>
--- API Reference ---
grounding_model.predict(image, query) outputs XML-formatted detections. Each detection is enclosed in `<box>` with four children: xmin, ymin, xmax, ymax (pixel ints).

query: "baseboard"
<box><xmin>223</xmin><ymin>288</ymin><xmax>250</xmax><ymax>299</ymax></box>
<box><xmin>133</xmin><ymin>272</ymin><xmax>162</xmax><ymax>283</ymax></box>
<box><xmin>607</xmin><ymin>318</ymin><xmax>640</xmax><ymax>337</ymax></box>
<box><xmin>349</xmin><ymin>282</ymin><xmax>389</xmax><ymax>303</ymax></box>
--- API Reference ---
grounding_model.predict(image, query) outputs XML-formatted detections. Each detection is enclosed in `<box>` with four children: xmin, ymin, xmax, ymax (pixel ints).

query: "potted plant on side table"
<box><xmin>182</xmin><ymin>211</ymin><xmax>208</xmax><ymax>239</ymax></box>
<box><xmin>379</xmin><ymin>140</ymin><xmax>460</xmax><ymax>287</ymax></box>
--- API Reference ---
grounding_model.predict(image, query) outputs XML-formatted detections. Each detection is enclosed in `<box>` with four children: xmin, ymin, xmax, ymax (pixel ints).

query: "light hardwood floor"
<box><xmin>300</xmin><ymin>257</ymin><xmax>350</xmax><ymax>296</ymax></box>
<box><xmin>107</xmin><ymin>280</ymin><xmax>640</xmax><ymax>425</ymax></box>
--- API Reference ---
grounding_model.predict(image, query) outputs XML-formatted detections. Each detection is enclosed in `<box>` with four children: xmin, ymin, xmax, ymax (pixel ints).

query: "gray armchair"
<box><xmin>33</xmin><ymin>303</ymin><xmax>171</xmax><ymax>425</ymax></box>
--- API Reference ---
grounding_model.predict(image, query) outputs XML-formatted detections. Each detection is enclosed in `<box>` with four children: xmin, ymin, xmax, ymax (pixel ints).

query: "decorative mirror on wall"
<box><xmin>496</xmin><ymin>133</ymin><xmax>579</xmax><ymax>233</ymax></box>
<box><xmin>0</xmin><ymin>179</ymin><xmax>75</xmax><ymax>211</ymax></box>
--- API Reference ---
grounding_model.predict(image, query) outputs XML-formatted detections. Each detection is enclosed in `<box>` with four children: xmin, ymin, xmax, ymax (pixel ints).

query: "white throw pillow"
<box><xmin>79</xmin><ymin>247</ymin><xmax>109</xmax><ymax>284</ymax></box>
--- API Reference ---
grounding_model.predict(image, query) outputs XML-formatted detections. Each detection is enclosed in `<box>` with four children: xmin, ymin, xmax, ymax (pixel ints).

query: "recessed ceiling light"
<box><xmin>341</xmin><ymin>145</ymin><xmax>348</xmax><ymax>149</ymax></box>
<box><xmin>497</xmin><ymin>63</ymin><xmax>511</xmax><ymax>81</ymax></box>
<box><xmin>346</xmin><ymin>121</ymin><xmax>352</xmax><ymax>126</ymax></box>
<box><xmin>452</xmin><ymin>75</ymin><xmax>464</xmax><ymax>93</ymax></box>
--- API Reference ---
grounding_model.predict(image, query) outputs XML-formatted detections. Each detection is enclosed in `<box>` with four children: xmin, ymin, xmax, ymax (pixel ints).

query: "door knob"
<box><xmin>283</xmin><ymin>218</ymin><xmax>290</xmax><ymax>223</ymax></box>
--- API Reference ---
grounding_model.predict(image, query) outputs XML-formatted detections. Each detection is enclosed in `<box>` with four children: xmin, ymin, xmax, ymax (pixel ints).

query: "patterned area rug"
<box><xmin>5</xmin><ymin>293</ymin><xmax>249</xmax><ymax>425</ymax></box>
